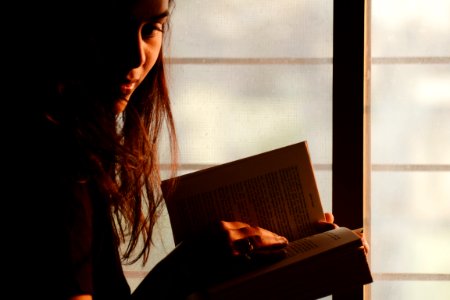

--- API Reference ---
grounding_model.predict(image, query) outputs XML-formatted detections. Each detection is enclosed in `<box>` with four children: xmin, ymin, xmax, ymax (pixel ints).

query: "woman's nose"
<box><xmin>106</xmin><ymin>24</ymin><xmax>143</xmax><ymax>71</ymax></box>
<box><xmin>121</xmin><ymin>34</ymin><xmax>144</xmax><ymax>69</ymax></box>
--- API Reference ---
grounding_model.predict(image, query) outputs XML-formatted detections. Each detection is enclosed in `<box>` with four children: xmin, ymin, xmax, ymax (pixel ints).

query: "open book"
<box><xmin>161</xmin><ymin>141</ymin><xmax>372</xmax><ymax>299</ymax></box>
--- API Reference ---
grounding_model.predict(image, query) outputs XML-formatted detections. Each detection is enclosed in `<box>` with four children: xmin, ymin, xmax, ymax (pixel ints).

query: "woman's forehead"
<box><xmin>86</xmin><ymin>0</ymin><xmax>170</xmax><ymax>26</ymax></box>
<box><xmin>129</xmin><ymin>0</ymin><xmax>170</xmax><ymax>19</ymax></box>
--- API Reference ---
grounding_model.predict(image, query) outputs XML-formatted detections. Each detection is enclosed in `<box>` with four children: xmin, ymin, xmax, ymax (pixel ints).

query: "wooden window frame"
<box><xmin>332</xmin><ymin>0</ymin><xmax>366</xmax><ymax>299</ymax></box>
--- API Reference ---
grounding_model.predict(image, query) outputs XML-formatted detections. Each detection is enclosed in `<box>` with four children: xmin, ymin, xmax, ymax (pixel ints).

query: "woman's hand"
<box><xmin>315</xmin><ymin>212</ymin><xmax>339</xmax><ymax>232</ymax></box>
<box><xmin>315</xmin><ymin>212</ymin><xmax>369</xmax><ymax>255</ymax></box>
<box><xmin>218</xmin><ymin>221</ymin><xmax>289</xmax><ymax>261</ymax></box>
<box><xmin>218</xmin><ymin>212</ymin><xmax>337</xmax><ymax>260</ymax></box>
<box><xmin>353</xmin><ymin>228</ymin><xmax>370</xmax><ymax>256</ymax></box>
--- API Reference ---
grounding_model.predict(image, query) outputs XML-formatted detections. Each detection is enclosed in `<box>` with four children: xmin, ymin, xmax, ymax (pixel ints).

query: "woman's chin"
<box><xmin>114</xmin><ymin>99</ymin><xmax>129</xmax><ymax>114</ymax></box>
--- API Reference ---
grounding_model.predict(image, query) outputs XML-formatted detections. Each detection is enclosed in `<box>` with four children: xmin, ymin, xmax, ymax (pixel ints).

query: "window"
<box><xmin>124</xmin><ymin>1</ymin><xmax>450</xmax><ymax>300</ymax></box>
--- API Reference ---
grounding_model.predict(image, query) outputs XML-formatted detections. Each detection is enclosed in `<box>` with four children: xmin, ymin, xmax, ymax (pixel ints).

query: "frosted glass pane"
<box><xmin>371</xmin><ymin>64</ymin><xmax>450</xmax><ymax>164</ymax></box>
<box><xmin>371</xmin><ymin>281</ymin><xmax>450</xmax><ymax>300</ymax></box>
<box><xmin>169</xmin><ymin>0</ymin><xmax>333</xmax><ymax>58</ymax></box>
<box><xmin>314</xmin><ymin>170</ymin><xmax>332</xmax><ymax>213</ymax></box>
<box><xmin>371</xmin><ymin>172</ymin><xmax>450</xmax><ymax>273</ymax></box>
<box><xmin>124</xmin><ymin>208</ymin><xmax>176</xmax><ymax>291</ymax></box>
<box><xmin>372</xmin><ymin>0</ymin><xmax>450</xmax><ymax>57</ymax></box>
<box><xmin>168</xmin><ymin>64</ymin><xmax>332</xmax><ymax>164</ymax></box>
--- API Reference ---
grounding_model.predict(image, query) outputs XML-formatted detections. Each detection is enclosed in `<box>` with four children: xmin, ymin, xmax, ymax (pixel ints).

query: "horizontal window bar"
<box><xmin>165</xmin><ymin>57</ymin><xmax>450</xmax><ymax>65</ymax></box>
<box><xmin>161</xmin><ymin>164</ymin><xmax>450</xmax><ymax>172</ymax></box>
<box><xmin>124</xmin><ymin>271</ymin><xmax>148</xmax><ymax>278</ymax></box>
<box><xmin>160</xmin><ymin>163</ymin><xmax>332</xmax><ymax>171</ymax></box>
<box><xmin>372</xmin><ymin>57</ymin><xmax>450</xmax><ymax>64</ymax></box>
<box><xmin>166</xmin><ymin>57</ymin><xmax>332</xmax><ymax>65</ymax></box>
<box><xmin>371</xmin><ymin>164</ymin><xmax>450</xmax><ymax>172</ymax></box>
<box><xmin>373</xmin><ymin>273</ymin><xmax>450</xmax><ymax>281</ymax></box>
<box><xmin>124</xmin><ymin>271</ymin><xmax>450</xmax><ymax>281</ymax></box>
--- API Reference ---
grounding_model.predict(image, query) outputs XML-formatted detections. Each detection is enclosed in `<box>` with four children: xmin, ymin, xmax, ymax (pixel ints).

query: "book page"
<box><xmin>161</xmin><ymin>141</ymin><xmax>325</xmax><ymax>244</ymax></box>
<box><xmin>273</xmin><ymin>227</ymin><xmax>362</xmax><ymax>268</ymax></box>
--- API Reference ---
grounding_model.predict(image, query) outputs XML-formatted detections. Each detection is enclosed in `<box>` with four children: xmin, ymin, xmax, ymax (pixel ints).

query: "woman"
<box><xmin>10</xmin><ymin>0</ymin><xmax>339</xmax><ymax>299</ymax></box>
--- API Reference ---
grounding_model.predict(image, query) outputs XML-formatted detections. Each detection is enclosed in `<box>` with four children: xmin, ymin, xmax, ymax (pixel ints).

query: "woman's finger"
<box><xmin>324</xmin><ymin>212</ymin><xmax>334</xmax><ymax>223</ymax></box>
<box><xmin>226</xmin><ymin>229</ymin><xmax>288</xmax><ymax>257</ymax></box>
<box><xmin>314</xmin><ymin>212</ymin><xmax>338</xmax><ymax>232</ymax></box>
<box><xmin>219</xmin><ymin>220</ymin><xmax>252</xmax><ymax>230</ymax></box>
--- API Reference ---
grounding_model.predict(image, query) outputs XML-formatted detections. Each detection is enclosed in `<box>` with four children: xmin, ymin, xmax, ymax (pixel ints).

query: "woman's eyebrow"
<box><xmin>150</xmin><ymin>10</ymin><xmax>170</xmax><ymax>21</ymax></box>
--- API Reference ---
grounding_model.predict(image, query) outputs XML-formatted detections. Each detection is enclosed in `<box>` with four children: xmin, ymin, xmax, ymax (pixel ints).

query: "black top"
<box><xmin>11</xmin><ymin>118</ymin><xmax>131</xmax><ymax>300</ymax></box>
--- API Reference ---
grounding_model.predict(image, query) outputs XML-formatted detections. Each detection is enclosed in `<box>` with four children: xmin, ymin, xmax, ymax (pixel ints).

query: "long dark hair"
<box><xmin>33</xmin><ymin>0</ymin><xmax>178</xmax><ymax>265</ymax></box>
<box><xmin>117</xmin><ymin>46</ymin><xmax>179</xmax><ymax>265</ymax></box>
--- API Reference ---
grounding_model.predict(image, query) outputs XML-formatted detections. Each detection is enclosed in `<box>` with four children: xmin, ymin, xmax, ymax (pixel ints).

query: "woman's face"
<box><xmin>103</xmin><ymin>0</ymin><xmax>170</xmax><ymax>114</ymax></box>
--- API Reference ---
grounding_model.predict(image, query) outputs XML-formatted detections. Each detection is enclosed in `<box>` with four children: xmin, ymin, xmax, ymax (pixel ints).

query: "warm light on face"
<box><xmin>113</xmin><ymin>0</ymin><xmax>169</xmax><ymax>114</ymax></box>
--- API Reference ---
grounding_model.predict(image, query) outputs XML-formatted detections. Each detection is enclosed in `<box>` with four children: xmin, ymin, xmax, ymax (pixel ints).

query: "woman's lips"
<box><xmin>120</xmin><ymin>82</ymin><xmax>136</xmax><ymax>95</ymax></box>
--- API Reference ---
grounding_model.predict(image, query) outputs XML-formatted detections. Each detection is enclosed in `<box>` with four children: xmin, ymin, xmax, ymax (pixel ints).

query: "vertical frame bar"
<box><xmin>363</xmin><ymin>0</ymin><xmax>372</xmax><ymax>299</ymax></box>
<box><xmin>332</xmin><ymin>0</ymin><xmax>366</xmax><ymax>299</ymax></box>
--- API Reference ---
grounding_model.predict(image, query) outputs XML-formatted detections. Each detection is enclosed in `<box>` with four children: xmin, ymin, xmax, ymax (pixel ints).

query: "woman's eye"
<box><xmin>142</xmin><ymin>23</ymin><xmax>164</xmax><ymax>38</ymax></box>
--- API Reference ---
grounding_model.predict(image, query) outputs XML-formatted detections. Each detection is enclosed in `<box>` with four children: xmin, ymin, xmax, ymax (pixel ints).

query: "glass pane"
<box><xmin>169</xmin><ymin>0</ymin><xmax>333</xmax><ymax>58</ymax></box>
<box><xmin>371</xmin><ymin>172</ymin><xmax>450</xmax><ymax>273</ymax></box>
<box><xmin>371</xmin><ymin>281</ymin><xmax>450</xmax><ymax>300</ymax></box>
<box><xmin>168</xmin><ymin>64</ymin><xmax>332</xmax><ymax>164</ymax></box>
<box><xmin>372</xmin><ymin>0</ymin><xmax>450</xmax><ymax>57</ymax></box>
<box><xmin>371</xmin><ymin>64</ymin><xmax>450</xmax><ymax>164</ymax></box>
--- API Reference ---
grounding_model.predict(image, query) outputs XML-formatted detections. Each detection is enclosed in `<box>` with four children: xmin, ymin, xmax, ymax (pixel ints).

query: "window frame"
<box><xmin>332</xmin><ymin>0</ymin><xmax>366</xmax><ymax>299</ymax></box>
